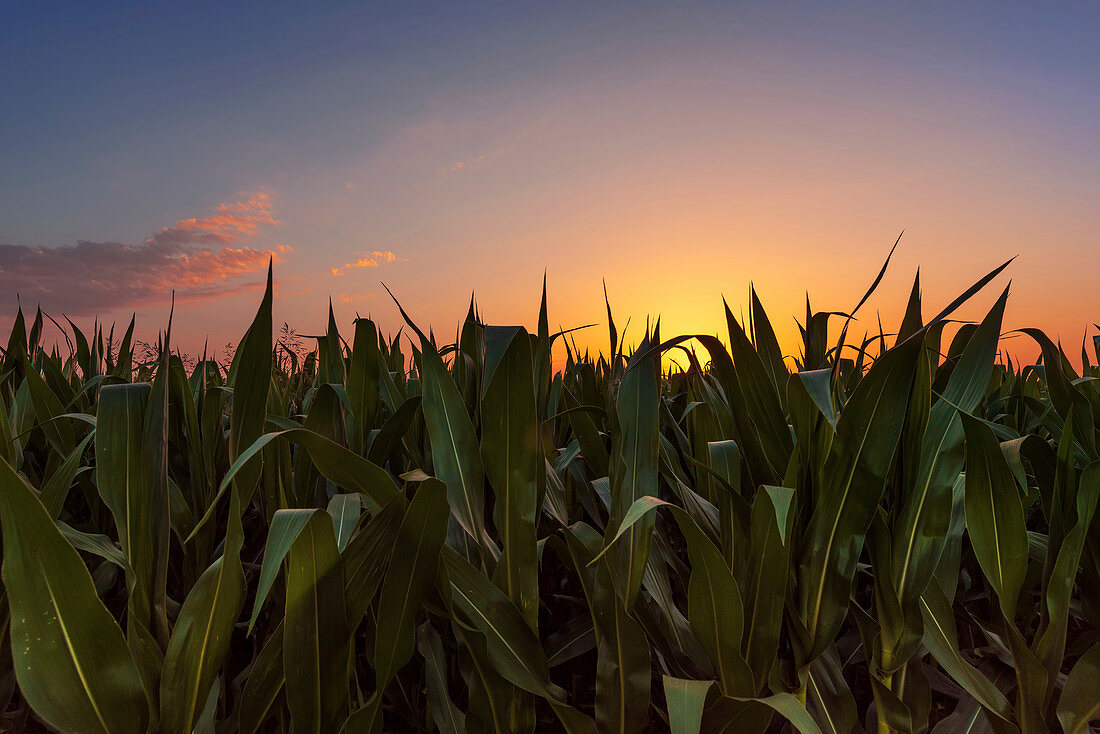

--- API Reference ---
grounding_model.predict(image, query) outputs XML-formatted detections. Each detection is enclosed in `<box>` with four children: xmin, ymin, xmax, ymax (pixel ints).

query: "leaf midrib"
<box><xmin>43</xmin><ymin>571</ymin><xmax>114</xmax><ymax>734</ymax></box>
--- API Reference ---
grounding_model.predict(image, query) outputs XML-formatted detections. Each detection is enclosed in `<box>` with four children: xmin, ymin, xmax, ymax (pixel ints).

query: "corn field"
<box><xmin>1</xmin><ymin>258</ymin><xmax>1099</xmax><ymax>734</ymax></box>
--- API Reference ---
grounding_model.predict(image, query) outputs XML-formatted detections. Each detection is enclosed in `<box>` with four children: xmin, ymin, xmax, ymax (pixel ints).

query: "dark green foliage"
<box><xmin>0</xmin><ymin>261</ymin><xmax>1098</xmax><ymax>734</ymax></box>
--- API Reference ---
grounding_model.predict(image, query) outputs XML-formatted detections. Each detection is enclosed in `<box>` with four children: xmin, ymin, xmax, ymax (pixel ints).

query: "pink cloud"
<box><xmin>0</xmin><ymin>191</ymin><xmax>283</xmax><ymax>314</ymax></box>
<box><xmin>338</xmin><ymin>292</ymin><xmax>375</xmax><ymax>304</ymax></box>
<box><xmin>146</xmin><ymin>192</ymin><xmax>278</xmax><ymax>248</ymax></box>
<box><xmin>332</xmin><ymin>250</ymin><xmax>402</xmax><ymax>273</ymax></box>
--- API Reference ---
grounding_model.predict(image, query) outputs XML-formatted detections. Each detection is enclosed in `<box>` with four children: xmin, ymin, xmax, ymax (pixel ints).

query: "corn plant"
<box><xmin>0</xmin><ymin>259</ymin><xmax>1098</xmax><ymax>734</ymax></box>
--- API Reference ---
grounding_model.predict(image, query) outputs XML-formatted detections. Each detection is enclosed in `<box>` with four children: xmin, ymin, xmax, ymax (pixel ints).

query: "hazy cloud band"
<box><xmin>0</xmin><ymin>192</ymin><xmax>282</xmax><ymax>315</ymax></box>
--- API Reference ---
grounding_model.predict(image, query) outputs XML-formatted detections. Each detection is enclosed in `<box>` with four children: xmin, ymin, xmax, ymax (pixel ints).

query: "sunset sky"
<box><xmin>3</xmin><ymin>2</ymin><xmax>1098</xmax><ymax>362</ymax></box>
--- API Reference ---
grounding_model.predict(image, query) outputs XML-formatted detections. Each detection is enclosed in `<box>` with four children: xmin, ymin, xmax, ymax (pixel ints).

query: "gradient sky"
<box><xmin>3</xmin><ymin>1</ymin><xmax>1098</xmax><ymax>363</ymax></box>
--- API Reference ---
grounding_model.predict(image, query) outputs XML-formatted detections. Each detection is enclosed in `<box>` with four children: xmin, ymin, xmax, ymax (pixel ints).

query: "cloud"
<box><xmin>440</xmin><ymin>134</ymin><xmax>526</xmax><ymax>173</ymax></box>
<box><xmin>287</xmin><ymin>286</ymin><xmax>315</xmax><ymax>296</ymax></box>
<box><xmin>0</xmin><ymin>191</ymin><xmax>283</xmax><ymax>314</ymax></box>
<box><xmin>338</xmin><ymin>293</ymin><xmax>375</xmax><ymax>304</ymax></box>
<box><xmin>346</xmin><ymin>250</ymin><xmax>399</xmax><ymax>268</ymax></box>
<box><xmin>445</xmin><ymin>155</ymin><xmax>485</xmax><ymax>172</ymax></box>
<box><xmin>146</xmin><ymin>192</ymin><xmax>278</xmax><ymax>249</ymax></box>
<box><xmin>329</xmin><ymin>250</ymin><xmax>402</xmax><ymax>276</ymax></box>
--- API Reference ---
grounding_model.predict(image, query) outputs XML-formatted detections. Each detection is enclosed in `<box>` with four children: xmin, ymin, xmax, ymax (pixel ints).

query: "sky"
<box><xmin>2</xmin><ymin>1</ymin><xmax>1098</xmax><ymax>364</ymax></box>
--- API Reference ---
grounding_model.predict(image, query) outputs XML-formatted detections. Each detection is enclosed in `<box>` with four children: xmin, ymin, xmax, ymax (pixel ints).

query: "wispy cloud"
<box><xmin>329</xmin><ymin>250</ymin><xmax>402</xmax><ymax>277</ymax></box>
<box><xmin>337</xmin><ymin>292</ymin><xmax>375</xmax><ymax>304</ymax></box>
<box><xmin>439</xmin><ymin>132</ymin><xmax>527</xmax><ymax>173</ymax></box>
<box><xmin>0</xmin><ymin>191</ymin><xmax>283</xmax><ymax>314</ymax></box>
<box><xmin>446</xmin><ymin>155</ymin><xmax>484</xmax><ymax>171</ymax></box>
<box><xmin>146</xmin><ymin>192</ymin><xmax>278</xmax><ymax>248</ymax></box>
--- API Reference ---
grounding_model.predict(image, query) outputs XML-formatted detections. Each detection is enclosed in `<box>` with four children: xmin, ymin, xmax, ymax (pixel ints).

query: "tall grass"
<box><xmin>0</xmin><ymin>259</ymin><xmax>1098</xmax><ymax>733</ymax></box>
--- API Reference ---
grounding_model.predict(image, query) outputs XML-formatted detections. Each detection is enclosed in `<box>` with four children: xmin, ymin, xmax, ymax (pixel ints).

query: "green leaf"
<box><xmin>39</xmin><ymin>430</ymin><xmax>95</xmax><ymax>518</ymax></box>
<box><xmin>20</xmin><ymin>351</ymin><xmax>76</xmax><ymax>456</ymax></box>
<box><xmin>792</xmin><ymin>369</ymin><xmax>836</xmax><ymax>428</ymax></box>
<box><xmin>565</xmin><ymin>523</ymin><xmax>650</xmax><ymax>734</ymax></box>
<box><xmin>797</xmin><ymin>334</ymin><xmax>923</xmax><ymax>660</ymax></box>
<box><xmin>749</xmin><ymin>287</ymin><xmax>790</xmax><ymax>404</ymax></box>
<box><xmin>57</xmin><ymin>521</ymin><xmax>126</xmax><ymax>568</ymax></box>
<box><xmin>663</xmin><ymin>677</ymin><xmax>712</xmax><ymax>734</ymax></box>
<box><xmin>342</xmin><ymin>498</ymin><xmax>407</xmax><ymax>623</ymax></box>
<box><xmin>594</xmin><ymin>560</ymin><xmax>652</xmax><ymax>734</ymax></box>
<box><xmin>961</xmin><ymin>413</ymin><xmax>1029</xmax><ymax>619</ymax></box>
<box><xmin>595</xmin><ymin>496</ymin><xmax>754</xmax><ymax>696</ymax></box>
<box><xmin>418</xmin><ymin>623</ymin><xmax>467</xmax><ymax>734</ymax></box>
<box><xmin>482</xmin><ymin>326</ymin><xmax>540</xmax><ymax>628</ymax></box>
<box><xmin>160</xmin><ymin>489</ymin><xmax>246</xmax><ymax>734</ymax></box>
<box><xmin>706</xmin><ymin>439</ymin><xmax>742</xmax><ymax>570</ymax></box>
<box><xmin>724</xmin><ymin>303</ymin><xmax>794</xmax><ymax>480</ymax></box>
<box><xmin>188</xmin><ymin>426</ymin><xmax>400</xmax><ymax>542</ymax></box>
<box><xmin>228</xmin><ymin>262</ymin><xmax>273</xmax><ymax>502</ymax></box>
<box><xmin>743</xmin><ymin>693</ymin><xmax>822</xmax><ymax>734</ymax></box>
<box><xmin>418</xmin><ymin>327</ymin><xmax>492</xmax><ymax>552</ymax></box>
<box><xmin>283</xmin><ymin>511</ymin><xmax>351</xmax><ymax>733</ymax></box>
<box><xmin>805</xmin><ymin>646</ymin><xmax>858</xmax><ymax>734</ymax></box>
<box><xmin>243</xmin><ymin>501</ymin><xmax>406</xmax><ymax>734</ymax></box>
<box><xmin>238</xmin><ymin>622</ymin><xmax>285</xmax><ymax>734</ymax></box>
<box><xmin>367</xmin><ymin>394</ymin><xmax>421</xmax><ymax>466</ymax></box>
<box><xmin>0</xmin><ymin>453</ymin><xmax>148</xmax><ymax>734</ymax></box>
<box><xmin>918</xmin><ymin>583</ymin><xmax>1012</xmax><ymax>723</ymax></box>
<box><xmin>318</xmin><ymin>299</ymin><xmax>346</xmax><ymax>386</ymax></box>
<box><xmin>327</xmin><ymin>493</ymin><xmax>362</xmax><ymax>552</ymax></box>
<box><xmin>96</xmin><ymin>383</ymin><xmax>171</xmax><ymax>648</ymax></box>
<box><xmin>1057</xmin><ymin>643</ymin><xmax>1100</xmax><ymax>734</ymax></box>
<box><xmin>374</xmin><ymin>479</ymin><xmax>449</xmax><ymax>688</ymax></box>
<box><xmin>347</xmin><ymin>318</ymin><xmax>382</xmax><ymax>454</ymax></box>
<box><xmin>440</xmin><ymin>547</ymin><xmax>596</xmax><ymax>733</ymax></box>
<box><xmin>892</xmin><ymin>286</ymin><xmax>1008</xmax><ymax>609</ymax></box>
<box><xmin>742</xmin><ymin>485</ymin><xmax>794</xmax><ymax>690</ymax></box>
<box><xmin>1034</xmin><ymin>461</ymin><xmax>1100</xmax><ymax>705</ymax></box>
<box><xmin>563</xmin><ymin>386</ymin><xmax>610</xmax><ymax>480</ymax></box>
<box><xmin>247</xmin><ymin>508</ymin><xmax>320</xmax><ymax>632</ymax></box>
<box><xmin>606</xmin><ymin>332</ymin><xmax>661</xmax><ymax>606</ymax></box>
